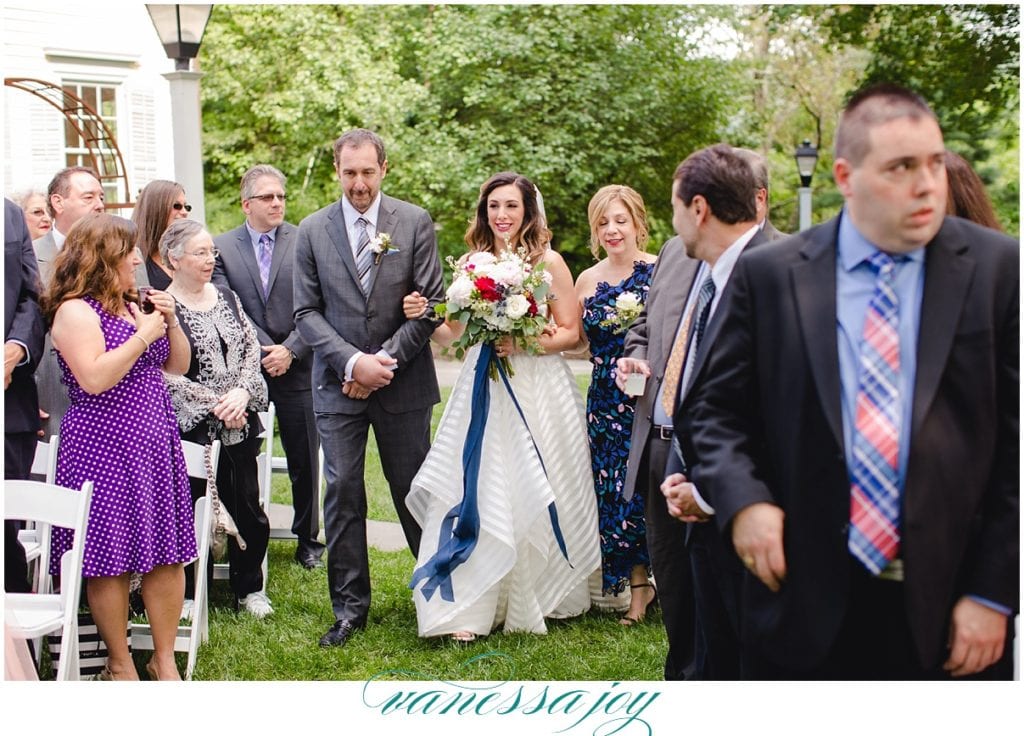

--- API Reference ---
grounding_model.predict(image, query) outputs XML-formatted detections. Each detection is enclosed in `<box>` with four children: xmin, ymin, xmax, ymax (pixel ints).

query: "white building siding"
<box><xmin>3</xmin><ymin>1</ymin><xmax>180</xmax><ymax>207</ymax></box>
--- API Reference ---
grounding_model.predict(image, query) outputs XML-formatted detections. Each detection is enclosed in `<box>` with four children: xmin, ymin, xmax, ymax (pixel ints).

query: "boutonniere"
<box><xmin>370</xmin><ymin>232</ymin><xmax>399</xmax><ymax>265</ymax></box>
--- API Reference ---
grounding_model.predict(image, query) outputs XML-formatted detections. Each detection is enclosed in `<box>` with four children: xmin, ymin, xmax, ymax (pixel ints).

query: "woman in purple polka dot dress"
<box><xmin>43</xmin><ymin>213</ymin><xmax>195</xmax><ymax>681</ymax></box>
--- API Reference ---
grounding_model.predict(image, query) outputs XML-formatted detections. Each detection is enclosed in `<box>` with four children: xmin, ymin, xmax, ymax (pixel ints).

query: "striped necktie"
<box><xmin>848</xmin><ymin>252</ymin><xmax>902</xmax><ymax>574</ymax></box>
<box><xmin>355</xmin><ymin>217</ymin><xmax>373</xmax><ymax>293</ymax></box>
<box><xmin>258</xmin><ymin>233</ymin><xmax>273</xmax><ymax>298</ymax></box>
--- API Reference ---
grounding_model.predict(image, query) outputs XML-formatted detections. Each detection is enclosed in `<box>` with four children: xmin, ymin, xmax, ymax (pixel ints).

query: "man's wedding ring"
<box><xmin>742</xmin><ymin>556</ymin><xmax>755</xmax><ymax>570</ymax></box>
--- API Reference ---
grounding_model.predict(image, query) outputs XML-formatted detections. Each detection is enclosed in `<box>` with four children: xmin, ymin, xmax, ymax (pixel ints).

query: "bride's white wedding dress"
<box><xmin>407</xmin><ymin>345</ymin><xmax>601</xmax><ymax>637</ymax></box>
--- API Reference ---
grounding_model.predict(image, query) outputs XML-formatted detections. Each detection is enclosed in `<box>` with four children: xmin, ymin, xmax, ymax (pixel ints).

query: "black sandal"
<box><xmin>619</xmin><ymin>582</ymin><xmax>658</xmax><ymax>626</ymax></box>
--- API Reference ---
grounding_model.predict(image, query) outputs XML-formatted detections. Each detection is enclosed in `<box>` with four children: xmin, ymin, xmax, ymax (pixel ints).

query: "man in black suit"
<box><xmin>5</xmin><ymin>198</ymin><xmax>45</xmax><ymax>592</ymax></box>
<box><xmin>682</xmin><ymin>85</ymin><xmax>1018</xmax><ymax>679</ymax></box>
<box><xmin>213</xmin><ymin>164</ymin><xmax>326</xmax><ymax>570</ymax></box>
<box><xmin>657</xmin><ymin>145</ymin><xmax>767</xmax><ymax>680</ymax></box>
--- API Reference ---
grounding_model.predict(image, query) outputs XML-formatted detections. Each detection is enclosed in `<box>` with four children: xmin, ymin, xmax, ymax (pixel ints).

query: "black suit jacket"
<box><xmin>4</xmin><ymin>198</ymin><xmax>44</xmax><ymax>434</ymax></box>
<box><xmin>681</xmin><ymin>214</ymin><xmax>1019</xmax><ymax>671</ymax></box>
<box><xmin>213</xmin><ymin>221</ymin><xmax>312</xmax><ymax>391</ymax></box>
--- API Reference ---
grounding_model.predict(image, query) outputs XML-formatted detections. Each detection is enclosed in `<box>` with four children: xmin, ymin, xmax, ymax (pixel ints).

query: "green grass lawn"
<box><xmin>196</xmin><ymin>365</ymin><xmax>669</xmax><ymax>680</ymax></box>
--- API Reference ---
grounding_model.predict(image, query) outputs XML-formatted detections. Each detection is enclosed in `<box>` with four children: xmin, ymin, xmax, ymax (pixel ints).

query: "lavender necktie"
<box><xmin>258</xmin><ymin>233</ymin><xmax>273</xmax><ymax>298</ymax></box>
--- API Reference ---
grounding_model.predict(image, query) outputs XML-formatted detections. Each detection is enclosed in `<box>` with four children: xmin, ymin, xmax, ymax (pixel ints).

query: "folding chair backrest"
<box><xmin>30</xmin><ymin>435</ymin><xmax>59</xmax><ymax>483</ymax></box>
<box><xmin>4</xmin><ymin>479</ymin><xmax>93</xmax><ymax>681</ymax></box>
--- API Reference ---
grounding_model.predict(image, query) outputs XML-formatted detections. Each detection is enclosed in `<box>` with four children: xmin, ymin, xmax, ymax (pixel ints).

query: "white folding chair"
<box><xmin>5</xmin><ymin>479</ymin><xmax>93</xmax><ymax>681</ymax></box>
<box><xmin>212</xmin><ymin>405</ymin><xmax>273</xmax><ymax>590</ymax></box>
<box><xmin>130</xmin><ymin>439</ymin><xmax>219</xmax><ymax>680</ymax></box>
<box><xmin>18</xmin><ymin>435</ymin><xmax>59</xmax><ymax>593</ymax></box>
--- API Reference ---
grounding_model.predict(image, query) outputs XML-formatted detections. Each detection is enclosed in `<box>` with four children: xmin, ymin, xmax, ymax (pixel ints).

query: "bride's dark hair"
<box><xmin>464</xmin><ymin>172</ymin><xmax>551</xmax><ymax>264</ymax></box>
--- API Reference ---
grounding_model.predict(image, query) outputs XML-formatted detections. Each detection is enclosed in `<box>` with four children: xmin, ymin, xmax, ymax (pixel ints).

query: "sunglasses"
<box><xmin>172</xmin><ymin>202</ymin><xmax>193</xmax><ymax>212</ymax></box>
<box><xmin>248</xmin><ymin>193</ymin><xmax>287</xmax><ymax>203</ymax></box>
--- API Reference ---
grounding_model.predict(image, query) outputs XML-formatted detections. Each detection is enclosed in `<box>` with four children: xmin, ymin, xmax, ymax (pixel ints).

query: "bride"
<box><xmin>403</xmin><ymin>172</ymin><xmax>600</xmax><ymax>642</ymax></box>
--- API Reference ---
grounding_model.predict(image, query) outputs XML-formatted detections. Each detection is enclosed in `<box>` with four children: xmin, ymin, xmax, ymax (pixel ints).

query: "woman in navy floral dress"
<box><xmin>575</xmin><ymin>185</ymin><xmax>658</xmax><ymax>625</ymax></box>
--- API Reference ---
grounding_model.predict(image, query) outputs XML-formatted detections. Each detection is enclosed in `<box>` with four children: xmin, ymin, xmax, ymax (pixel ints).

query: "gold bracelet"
<box><xmin>168</xmin><ymin>318</ymin><xmax>180</xmax><ymax>330</ymax></box>
<box><xmin>132</xmin><ymin>333</ymin><xmax>150</xmax><ymax>350</ymax></box>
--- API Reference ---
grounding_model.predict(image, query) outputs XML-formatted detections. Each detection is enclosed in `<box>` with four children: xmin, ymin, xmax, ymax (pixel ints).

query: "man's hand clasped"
<box><xmin>660</xmin><ymin>473</ymin><xmax>711</xmax><ymax>523</ymax></box>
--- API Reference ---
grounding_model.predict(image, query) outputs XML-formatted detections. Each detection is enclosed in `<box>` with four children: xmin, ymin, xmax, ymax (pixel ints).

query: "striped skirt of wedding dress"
<box><xmin>407</xmin><ymin>345</ymin><xmax>601</xmax><ymax>638</ymax></box>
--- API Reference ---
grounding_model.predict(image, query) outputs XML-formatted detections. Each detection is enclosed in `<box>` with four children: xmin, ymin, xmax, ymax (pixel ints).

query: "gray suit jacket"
<box><xmin>293</xmin><ymin>193</ymin><xmax>444</xmax><ymax>415</ymax></box>
<box><xmin>31</xmin><ymin>230</ymin><xmax>67</xmax><ymax>437</ymax></box>
<box><xmin>32</xmin><ymin>231</ymin><xmax>57</xmax><ymax>285</ymax></box>
<box><xmin>214</xmin><ymin>221</ymin><xmax>312</xmax><ymax>391</ymax></box>
<box><xmin>621</xmin><ymin>236</ymin><xmax>700</xmax><ymax>501</ymax></box>
<box><xmin>762</xmin><ymin>218</ymin><xmax>787</xmax><ymax>242</ymax></box>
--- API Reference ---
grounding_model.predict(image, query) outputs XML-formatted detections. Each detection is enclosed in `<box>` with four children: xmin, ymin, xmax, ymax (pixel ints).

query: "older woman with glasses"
<box><xmin>160</xmin><ymin>219</ymin><xmax>273</xmax><ymax>618</ymax></box>
<box><xmin>132</xmin><ymin>180</ymin><xmax>191</xmax><ymax>290</ymax></box>
<box><xmin>12</xmin><ymin>189</ymin><xmax>52</xmax><ymax>241</ymax></box>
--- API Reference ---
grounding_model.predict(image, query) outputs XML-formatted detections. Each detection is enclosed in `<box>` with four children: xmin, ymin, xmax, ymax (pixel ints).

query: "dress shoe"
<box><xmin>319</xmin><ymin>618</ymin><xmax>362</xmax><ymax>648</ymax></box>
<box><xmin>294</xmin><ymin>548</ymin><xmax>323</xmax><ymax>570</ymax></box>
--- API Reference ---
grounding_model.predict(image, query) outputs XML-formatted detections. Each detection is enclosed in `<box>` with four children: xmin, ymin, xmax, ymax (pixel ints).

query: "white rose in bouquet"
<box><xmin>465</xmin><ymin>251</ymin><xmax>497</xmax><ymax>270</ymax></box>
<box><xmin>504</xmin><ymin>293</ymin><xmax>531</xmax><ymax>319</ymax></box>
<box><xmin>446</xmin><ymin>275</ymin><xmax>475</xmax><ymax>308</ymax></box>
<box><xmin>489</xmin><ymin>259</ymin><xmax>525</xmax><ymax>288</ymax></box>
<box><xmin>615</xmin><ymin>291</ymin><xmax>641</xmax><ymax>312</ymax></box>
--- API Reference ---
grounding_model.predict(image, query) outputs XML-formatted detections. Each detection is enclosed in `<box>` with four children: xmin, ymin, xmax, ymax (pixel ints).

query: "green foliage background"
<box><xmin>198</xmin><ymin>3</ymin><xmax>1019</xmax><ymax>272</ymax></box>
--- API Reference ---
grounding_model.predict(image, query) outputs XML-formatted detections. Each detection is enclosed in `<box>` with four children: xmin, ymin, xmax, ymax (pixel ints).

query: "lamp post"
<box><xmin>794</xmin><ymin>139</ymin><xmax>818</xmax><ymax>231</ymax></box>
<box><xmin>147</xmin><ymin>4</ymin><xmax>213</xmax><ymax>223</ymax></box>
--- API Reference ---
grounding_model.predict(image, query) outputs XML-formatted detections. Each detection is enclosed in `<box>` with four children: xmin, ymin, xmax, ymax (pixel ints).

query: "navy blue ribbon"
<box><xmin>410</xmin><ymin>343</ymin><xmax>571</xmax><ymax>603</ymax></box>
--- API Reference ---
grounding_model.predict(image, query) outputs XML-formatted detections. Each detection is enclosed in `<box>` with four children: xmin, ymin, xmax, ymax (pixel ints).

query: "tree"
<box><xmin>198</xmin><ymin>4</ymin><xmax>736</xmax><ymax>271</ymax></box>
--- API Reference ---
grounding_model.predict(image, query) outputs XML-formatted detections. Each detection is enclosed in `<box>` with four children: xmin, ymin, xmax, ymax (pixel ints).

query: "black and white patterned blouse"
<box><xmin>164</xmin><ymin>285</ymin><xmax>268</xmax><ymax>446</ymax></box>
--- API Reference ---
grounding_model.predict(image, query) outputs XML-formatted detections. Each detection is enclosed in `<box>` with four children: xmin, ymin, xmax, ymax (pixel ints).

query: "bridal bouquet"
<box><xmin>598</xmin><ymin>290</ymin><xmax>644</xmax><ymax>334</ymax></box>
<box><xmin>435</xmin><ymin>249</ymin><xmax>552</xmax><ymax>378</ymax></box>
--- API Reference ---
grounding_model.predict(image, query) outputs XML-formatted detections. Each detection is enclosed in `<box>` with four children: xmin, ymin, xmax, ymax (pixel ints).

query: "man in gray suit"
<box><xmin>733</xmin><ymin>147</ymin><xmax>787</xmax><ymax>242</ymax></box>
<box><xmin>616</xmin><ymin>227</ymin><xmax>700</xmax><ymax>680</ymax></box>
<box><xmin>33</xmin><ymin>166</ymin><xmax>106</xmax><ymax>438</ymax></box>
<box><xmin>293</xmin><ymin>129</ymin><xmax>444</xmax><ymax>647</ymax></box>
<box><xmin>213</xmin><ymin>164</ymin><xmax>326</xmax><ymax>571</ymax></box>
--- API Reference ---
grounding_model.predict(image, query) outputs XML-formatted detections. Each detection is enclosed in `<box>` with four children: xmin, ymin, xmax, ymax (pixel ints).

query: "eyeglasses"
<box><xmin>183</xmin><ymin>248</ymin><xmax>220</xmax><ymax>259</ymax></box>
<box><xmin>172</xmin><ymin>202</ymin><xmax>193</xmax><ymax>212</ymax></box>
<box><xmin>247</xmin><ymin>193</ymin><xmax>287</xmax><ymax>203</ymax></box>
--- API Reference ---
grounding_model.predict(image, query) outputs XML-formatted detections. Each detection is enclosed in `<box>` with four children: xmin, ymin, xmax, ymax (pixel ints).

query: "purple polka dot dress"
<box><xmin>49</xmin><ymin>296</ymin><xmax>196</xmax><ymax>577</ymax></box>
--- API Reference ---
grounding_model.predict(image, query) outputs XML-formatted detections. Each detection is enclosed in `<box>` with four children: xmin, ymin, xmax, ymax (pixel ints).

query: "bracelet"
<box><xmin>167</xmin><ymin>318</ymin><xmax>180</xmax><ymax>330</ymax></box>
<box><xmin>132</xmin><ymin>333</ymin><xmax>150</xmax><ymax>350</ymax></box>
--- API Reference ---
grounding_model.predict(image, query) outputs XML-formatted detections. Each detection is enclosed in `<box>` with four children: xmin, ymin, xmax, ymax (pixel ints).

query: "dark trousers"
<box><xmin>185</xmin><ymin>435</ymin><xmax>270</xmax><ymax>600</ymax></box>
<box><xmin>317</xmin><ymin>402</ymin><xmax>429</xmax><ymax>624</ymax></box>
<box><xmin>5</xmin><ymin>431</ymin><xmax>36</xmax><ymax>593</ymax></box>
<box><xmin>689</xmin><ymin>522</ymin><xmax>743</xmax><ymax>679</ymax></box>
<box><xmin>742</xmin><ymin>558</ymin><xmax>1016</xmax><ymax>680</ymax></box>
<box><xmin>639</xmin><ymin>433</ymin><xmax>696</xmax><ymax>680</ymax></box>
<box><xmin>268</xmin><ymin>380</ymin><xmax>324</xmax><ymax>556</ymax></box>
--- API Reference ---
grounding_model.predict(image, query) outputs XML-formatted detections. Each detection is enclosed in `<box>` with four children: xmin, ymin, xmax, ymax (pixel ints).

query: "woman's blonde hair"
<box><xmin>586</xmin><ymin>185</ymin><xmax>650</xmax><ymax>259</ymax></box>
<box><xmin>42</xmin><ymin>213</ymin><xmax>137</xmax><ymax>324</ymax></box>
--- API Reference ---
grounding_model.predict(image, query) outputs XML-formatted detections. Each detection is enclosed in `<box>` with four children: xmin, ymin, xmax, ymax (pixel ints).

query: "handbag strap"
<box><xmin>205</xmin><ymin>443</ymin><xmax>221</xmax><ymax>520</ymax></box>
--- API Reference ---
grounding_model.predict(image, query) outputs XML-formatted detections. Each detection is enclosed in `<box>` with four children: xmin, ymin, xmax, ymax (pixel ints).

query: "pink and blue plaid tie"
<box><xmin>849</xmin><ymin>252</ymin><xmax>902</xmax><ymax>574</ymax></box>
<box><xmin>258</xmin><ymin>233</ymin><xmax>273</xmax><ymax>298</ymax></box>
